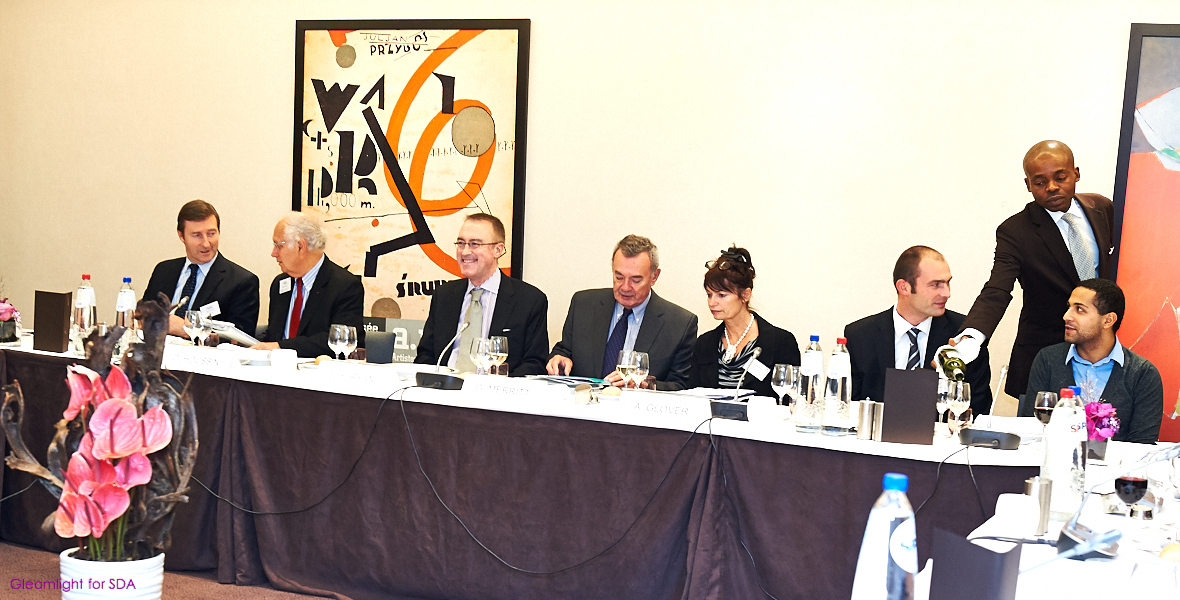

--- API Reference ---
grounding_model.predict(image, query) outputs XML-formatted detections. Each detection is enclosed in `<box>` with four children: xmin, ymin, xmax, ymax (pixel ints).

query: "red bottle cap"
<box><xmin>82</xmin><ymin>274</ymin><xmax>91</xmax><ymax>280</ymax></box>
<box><xmin>1060</xmin><ymin>388</ymin><xmax>1074</xmax><ymax>398</ymax></box>
<box><xmin>837</xmin><ymin>337</ymin><xmax>847</xmax><ymax>344</ymax></box>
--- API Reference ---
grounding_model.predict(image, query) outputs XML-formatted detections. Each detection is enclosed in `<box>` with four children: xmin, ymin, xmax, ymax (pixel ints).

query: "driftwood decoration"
<box><xmin>0</xmin><ymin>293</ymin><xmax>199</xmax><ymax>559</ymax></box>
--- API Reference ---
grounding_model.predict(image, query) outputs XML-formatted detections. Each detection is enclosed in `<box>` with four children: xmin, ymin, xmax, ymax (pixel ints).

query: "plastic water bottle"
<box><xmin>113</xmin><ymin>277</ymin><xmax>137</xmax><ymax>358</ymax></box>
<box><xmin>1042</xmin><ymin>387</ymin><xmax>1087</xmax><ymax>520</ymax></box>
<box><xmin>70</xmin><ymin>274</ymin><xmax>97</xmax><ymax>354</ymax></box>
<box><xmin>823</xmin><ymin>337</ymin><xmax>852</xmax><ymax>436</ymax></box>
<box><xmin>796</xmin><ymin>335</ymin><xmax>824</xmax><ymax>433</ymax></box>
<box><xmin>851</xmin><ymin>472</ymin><xmax>917</xmax><ymax>600</ymax></box>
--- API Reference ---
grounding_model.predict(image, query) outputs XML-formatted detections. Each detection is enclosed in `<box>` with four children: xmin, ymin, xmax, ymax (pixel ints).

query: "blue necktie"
<box><xmin>601</xmin><ymin>308</ymin><xmax>633</xmax><ymax>378</ymax></box>
<box><xmin>175</xmin><ymin>264</ymin><xmax>200</xmax><ymax>315</ymax></box>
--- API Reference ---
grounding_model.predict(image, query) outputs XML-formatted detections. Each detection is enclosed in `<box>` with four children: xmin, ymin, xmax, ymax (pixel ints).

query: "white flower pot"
<box><xmin>59</xmin><ymin>548</ymin><xmax>164</xmax><ymax>600</ymax></box>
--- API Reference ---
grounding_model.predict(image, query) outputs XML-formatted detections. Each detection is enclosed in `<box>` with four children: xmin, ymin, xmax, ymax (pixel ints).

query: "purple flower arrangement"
<box><xmin>1084</xmin><ymin>402</ymin><xmax>1120</xmax><ymax>442</ymax></box>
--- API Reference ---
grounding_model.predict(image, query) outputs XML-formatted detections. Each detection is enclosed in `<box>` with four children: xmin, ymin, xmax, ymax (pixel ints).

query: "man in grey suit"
<box><xmin>547</xmin><ymin>235</ymin><xmax>697</xmax><ymax>390</ymax></box>
<box><xmin>1023</xmin><ymin>278</ymin><xmax>1162</xmax><ymax>444</ymax></box>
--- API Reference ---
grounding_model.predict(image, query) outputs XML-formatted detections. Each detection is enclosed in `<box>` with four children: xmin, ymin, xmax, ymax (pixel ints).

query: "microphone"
<box><xmin>733</xmin><ymin>347</ymin><xmax>762</xmax><ymax>402</ymax></box>
<box><xmin>1024</xmin><ymin>529</ymin><xmax>1122</xmax><ymax>573</ymax></box>
<box><xmin>436</xmin><ymin>322</ymin><xmax>470</xmax><ymax>373</ymax></box>
<box><xmin>416</xmin><ymin>322</ymin><xmax>470</xmax><ymax>391</ymax></box>
<box><xmin>988</xmin><ymin>365</ymin><xmax>1007</xmax><ymax>416</ymax></box>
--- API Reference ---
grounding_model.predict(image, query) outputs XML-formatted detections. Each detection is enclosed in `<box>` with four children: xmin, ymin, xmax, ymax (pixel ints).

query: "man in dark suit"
<box><xmin>142</xmin><ymin>200</ymin><xmax>259</xmax><ymax>338</ymax></box>
<box><xmin>955</xmin><ymin>140</ymin><xmax>1114</xmax><ymax>398</ymax></box>
<box><xmin>546</xmin><ymin>235</ymin><xmax>698</xmax><ymax>390</ymax></box>
<box><xmin>844</xmin><ymin>246</ymin><xmax>993</xmax><ymax>415</ymax></box>
<box><xmin>415</xmin><ymin>213</ymin><xmax>548</xmax><ymax>375</ymax></box>
<box><xmin>251</xmin><ymin>213</ymin><xmax>364</xmax><ymax>358</ymax></box>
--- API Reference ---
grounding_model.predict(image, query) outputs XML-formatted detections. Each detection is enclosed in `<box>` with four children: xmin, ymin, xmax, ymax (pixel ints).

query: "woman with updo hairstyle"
<box><xmin>687</xmin><ymin>247</ymin><xmax>800</xmax><ymax>398</ymax></box>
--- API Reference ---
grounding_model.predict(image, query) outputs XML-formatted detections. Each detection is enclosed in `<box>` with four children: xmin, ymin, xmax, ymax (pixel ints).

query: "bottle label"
<box><xmin>888</xmin><ymin>517</ymin><xmax>918</xmax><ymax>574</ymax></box>
<box><xmin>116</xmin><ymin>290</ymin><xmax>136</xmax><ymax>312</ymax></box>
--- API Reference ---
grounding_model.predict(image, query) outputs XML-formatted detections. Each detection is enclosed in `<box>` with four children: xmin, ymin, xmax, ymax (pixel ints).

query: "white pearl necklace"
<box><xmin>723</xmin><ymin>314</ymin><xmax>754</xmax><ymax>363</ymax></box>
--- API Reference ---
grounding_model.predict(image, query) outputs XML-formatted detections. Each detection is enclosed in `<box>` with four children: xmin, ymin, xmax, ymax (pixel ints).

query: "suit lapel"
<box><xmin>873</xmin><ymin>310</ymin><xmax>895</xmax><ymax>372</ymax></box>
<box><xmin>1079</xmin><ymin>195</ymin><xmax>1113</xmax><ymax>277</ymax></box>
<box><xmin>588</xmin><ymin>291</ymin><xmax>614</xmax><ymax>376</ymax></box>
<box><xmin>297</xmin><ymin>263</ymin><xmax>332</xmax><ymax>336</ymax></box>
<box><xmin>1029</xmin><ymin>203</ymin><xmax>1079</xmax><ymax>285</ymax></box>
<box><xmin>487</xmin><ymin>276</ymin><xmax>514</xmax><ymax>334</ymax></box>
<box><xmin>633</xmin><ymin>292</ymin><xmax>664</xmax><ymax>354</ymax></box>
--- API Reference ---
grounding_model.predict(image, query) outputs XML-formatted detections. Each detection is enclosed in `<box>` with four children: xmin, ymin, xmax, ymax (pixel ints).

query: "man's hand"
<box><xmin>251</xmin><ymin>342</ymin><xmax>280</xmax><ymax>351</ymax></box>
<box><xmin>167</xmin><ymin>314</ymin><xmax>190</xmax><ymax>338</ymax></box>
<box><xmin>546</xmin><ymin>355</ymin><xmax>573</xmax><ymax>376</ymax></box>
<box><xmin>603</xmin><ymin>370</ymin><xmax>626</xmax><ymax>387</ymax></box>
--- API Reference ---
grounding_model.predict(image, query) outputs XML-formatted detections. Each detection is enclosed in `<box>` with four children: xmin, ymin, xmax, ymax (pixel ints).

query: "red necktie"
<box><xmin>287</xmin><ymin>278</ymin><xmax>303</xmax><ymax>339</ymax></box>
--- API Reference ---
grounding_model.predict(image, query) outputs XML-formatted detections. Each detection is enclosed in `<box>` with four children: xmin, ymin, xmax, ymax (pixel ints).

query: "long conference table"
<box><xmin>0</xmin><ymin>344</ymin><xmax>1039</xmax><ymax>599</ymax></box>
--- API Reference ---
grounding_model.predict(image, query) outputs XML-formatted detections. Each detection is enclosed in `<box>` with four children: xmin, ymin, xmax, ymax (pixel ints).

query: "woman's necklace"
<box><xmin>723</xmin><ymin>314</ymin><xmax>754</xmax><ymax>363</ymax></box>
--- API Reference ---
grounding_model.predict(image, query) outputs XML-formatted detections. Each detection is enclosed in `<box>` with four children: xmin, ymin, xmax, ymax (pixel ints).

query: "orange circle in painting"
<box><xmin>371</xmin><ymin>219</ymin><xmax>379</xmax><ymax>227</ymax></box>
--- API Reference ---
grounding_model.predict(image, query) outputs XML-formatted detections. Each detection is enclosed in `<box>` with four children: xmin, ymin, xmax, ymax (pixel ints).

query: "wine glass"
<box><xmin>469</xmin><ymin>337</ymin><xmax>493</xmax><ymax>375</ymax></box>
<box><xmin>184</xmin><ymin>311</ymin><xmax>203</xmax><ymax>346</ymax></box>
<box><xmin>1033</xmin><ymin>391</ymin><xmax>1057</xmax><ymax>434</ymax></box>
<box><xmin>343</xmin><ymin>326</ymin><xmax>359</xmax><ymax>361</ymax></box>
<box><xmin>488</xmin><ymin>336</ymin><xmax>508</xmax><ymax>375</ymax></box>
<box><xmin>1115</xmin><ymin>464</ymin><xmax>1149</xmax><ymax>508</ymax></box>
<box><xmin>328</xmin><ymin>324</ymin><xmax>349</xmax><ymax>360</ymax></box>
<box><xmin>947</xmin><ymin>381</ymin><xmax>971</xmax><ymax>435</ymax></box>
<box><xmin>771</xmin><ymin>364</ymin><xmax>794</xmax><ymax>406</ymax></box>
<box><xmin>935</xmin><ymin>378</ymin><xmax>951</xmax><ymax>436</ymax></box>
<box><xmin>616</xmin><ymin>350</ymin><xmax>638</xmax><ymax>388</ymax></box>
<box><xmin>632</xmin><ymin>352</ymin><xmax>650</xmax><ymax>388</ymax></box>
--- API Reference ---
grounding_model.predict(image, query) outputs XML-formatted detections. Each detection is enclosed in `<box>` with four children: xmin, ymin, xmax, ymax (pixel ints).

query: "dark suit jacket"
<box><xmin>687</xmin><ymin>312</ymin><xmax>800</xmax><ymax>398</ymax></box>
<box><xmin>844</xmin><ymin>308</ymin><xmax>993</xmax><ymax>415</ymax></box>
<box><xmin>961</xmin><ymin>193</ymin><xmax>1114</xmax><ymax>397</ymax></box>
<box><xmin>142</xmin><ymin>254</ymin><xmax>260</xmax><ymax>335</ymax></box>
<box><xmin>1023</xmin><ymin>342</ymin><xmax>1162</xmax><ymax>444</ymax></box>
<box><xmin>263</xmin><ymin>256</ymin><xmax>365</xmax><ymax>358</ymax></box>
<box><xmin>415</xmin><ymin>275</ymin><xmax>549</xmax><ymax>376</ymax></box>
<box><xmin>550</xmin><ymin>289</ymin><xmax>698</xmax><ymax>390</ymax></box>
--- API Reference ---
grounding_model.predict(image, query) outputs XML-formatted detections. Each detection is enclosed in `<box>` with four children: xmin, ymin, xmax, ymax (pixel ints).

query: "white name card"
<box><xmin>162</xmin><ymin>345</ymin><xmax>241</xmax><ymax>373</ymax></box>
<box><xmin>461</xmin><ymin>374</ymin><xmax>567</xmax><ymax>402</ymax></box>
<box><xmin>314</xmin><ymin>360</ymin><xmax>404</xmax><ymax>390</ymax></box>
<box><xmin>620</xmin><ymin>389</ymin><xmax>711</xmax><ymax>425</ymax></box>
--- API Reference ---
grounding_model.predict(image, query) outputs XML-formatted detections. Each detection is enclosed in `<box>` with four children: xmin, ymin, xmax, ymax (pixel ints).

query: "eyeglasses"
<box><xmin>272</xmin><ymin>241</ymin><xmax>289</xmax><ymax>249</ymax></box>
<box><xmin>455</xmin><ymin>240</ymin><xmax>503</xmax><ymax>250</ymax></box>
<box><xmin>704</xmin><ymin>257</ymin><xmax>755</xmax><ymax>275</ymax></box>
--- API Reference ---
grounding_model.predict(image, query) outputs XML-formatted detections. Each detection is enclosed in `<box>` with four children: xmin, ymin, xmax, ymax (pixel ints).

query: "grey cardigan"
<box><xmin>1022</xmin><ymin>341</ymin><xmax>1163</xmax><ymax>444</ymax></box>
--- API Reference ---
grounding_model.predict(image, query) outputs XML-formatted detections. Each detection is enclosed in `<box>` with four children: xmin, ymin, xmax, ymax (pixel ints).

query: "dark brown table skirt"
<box><xmin>1</xmin><ymin>349</ymin><xmax>1035</xmax><ymax>599</ymax></box>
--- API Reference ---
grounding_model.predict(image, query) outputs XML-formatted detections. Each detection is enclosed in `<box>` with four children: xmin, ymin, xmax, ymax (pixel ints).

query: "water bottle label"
<box><xmin>888</xmin><ymin>517</ymin><xmax>918</xmax><ymax>574</ymax></box>
<box><xmin>827</xmin><ymin>351</ymin><xmax>851</xmax><ymax>378</ymax></box>
<box><xmin>116</xmin><ymin>290</ymin><xmax>136</xmax><ymax>312</ymax></box>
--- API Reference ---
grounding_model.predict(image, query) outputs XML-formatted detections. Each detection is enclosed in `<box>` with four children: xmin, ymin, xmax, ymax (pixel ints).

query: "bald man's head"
<box><xmin>1023</xmin><ymin>140</ymin><xmax>1080</xmax><ymax>213</ymax></box>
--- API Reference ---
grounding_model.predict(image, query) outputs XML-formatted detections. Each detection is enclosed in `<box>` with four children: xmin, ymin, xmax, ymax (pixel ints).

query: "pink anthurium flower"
<box><xmin>89</xmin><ymin>400</ymin><xmax>173</xmax><ymax>461</ymax></box>
<box><xmin>62</xmin><ymin>365</ymin><xmax>133</xmax><ymax>420</ymax></box>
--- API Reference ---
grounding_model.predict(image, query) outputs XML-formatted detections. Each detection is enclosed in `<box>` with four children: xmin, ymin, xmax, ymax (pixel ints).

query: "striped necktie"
<box><xmin>906</xmin><ymin>327</ymin><xmax>920</xmax><ymax>370</ymax></box>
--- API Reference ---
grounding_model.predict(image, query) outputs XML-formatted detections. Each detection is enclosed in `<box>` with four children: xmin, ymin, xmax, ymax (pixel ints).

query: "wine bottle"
<box><xmin>936</xmin><ymin>347</ymin><xmax>966</xmax><ymax>381</ymax></box>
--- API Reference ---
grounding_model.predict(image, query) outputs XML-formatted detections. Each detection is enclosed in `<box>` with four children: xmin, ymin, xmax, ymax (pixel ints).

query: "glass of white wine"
<box><xmin>328</xmin><ymin>324</ymin><xmax>349</xmax><ymax>360</ymax></box>
<box><xmin>771</xmin><ymin>364</ymin><xmax>795</xmax><ymax>406</ymax></box>
<box><xmin>488</xmin><ymin>336</ymin><xmax>508</xmax><ymax>375</ymax></box>
<box><xmin>184</xmin><ymin>311</ymin><xmax>203</xmax><ymax>346</ymax></box>
<box><xmin>616</xmin><ymin>350</ymin><xmax>638</xmax><ymax>387</ymax></box>
<box><xmin>947</xmin><ymin>381</ymin><xmax>972</xmax><ymax>435</ymax></box>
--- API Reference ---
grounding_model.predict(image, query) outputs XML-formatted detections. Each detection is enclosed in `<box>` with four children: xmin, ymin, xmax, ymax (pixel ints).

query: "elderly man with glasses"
<box><xmin>415</xmin><ymin>213</ymin><xmax>549</xmax><ymax>375</ymax></box>
<box><xmin>252</xmin><ymin>212</ymin><xmax>365</xmax><ymax>358</ymax></box>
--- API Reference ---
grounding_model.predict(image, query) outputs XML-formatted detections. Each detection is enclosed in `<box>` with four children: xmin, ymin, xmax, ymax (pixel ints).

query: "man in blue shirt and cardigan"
<box><xmin>1022</xmin><ymin>278</ymin><xmax>1162</xmax><ymax>443</ymax></box>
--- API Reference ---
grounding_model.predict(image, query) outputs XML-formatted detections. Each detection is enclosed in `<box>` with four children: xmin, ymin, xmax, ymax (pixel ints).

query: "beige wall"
<box><xmin>3</xmin><ymin>0</ymin><xmax>1179</xmax><ymax>406</ymax></box>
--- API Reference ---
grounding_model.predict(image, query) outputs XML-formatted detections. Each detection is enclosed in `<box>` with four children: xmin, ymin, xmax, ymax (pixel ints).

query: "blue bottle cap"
<box><xmin>1068</xmin><ymin>386</ymin><xmax>1082</xmax><ymax>396</ymax></box>
<box><xmin>123</xmin><ymin>277</ymin><xmax>132</xmax><ymax>283</ymax></box>
<box><xmin>809</xmin><ymin>335</ymin><xmax>820</xmax><ymax>342</ymax></box>
<box><xmin>882</xmin><ymin>472</ymin><xmax>908</xmax><ymax>492</ymax></box>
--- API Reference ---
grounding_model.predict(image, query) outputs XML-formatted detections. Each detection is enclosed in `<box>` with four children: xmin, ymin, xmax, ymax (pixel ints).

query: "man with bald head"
<box><xmin>252</xmin><ymin>212</ymin><xmax>365</xmax><ymax>357</ymax></box>
<box><xmin>955</xmin><ymin>141</ymin><xmax>1114</xmax><ymax>399</ymax></box>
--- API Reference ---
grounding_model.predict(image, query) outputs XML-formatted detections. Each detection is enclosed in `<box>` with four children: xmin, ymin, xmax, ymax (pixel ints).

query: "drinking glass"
<box><xmin>616</xmin><ymin>350</ymin><xmax>638</xmax><ymax>388</ymax></box>
<box><xmin>328</xmin><ymin>324</ymin><xmax>349</xmax><ymax>360</ymax></box>
<box><xmin>344</xmin><ymin>326</ymin><xmax>359</xmax><ymax>361</ymax></box>
<box><xmin>1033</xmin><ymin>392</ymin><xmax>1057</xmax><ymax>434</ymax></box>
<box><xmin>1115</xmin><ymin>464</ymin><xmax>1149</xmax><ymax>507</ymax></box>
<box><xmin>936</xmin><ymin>378</ymin><xmax>951</xmax><ymax>425</ymax></box>
<box><xmin>632</xmin><ymin>352</ymin><xmax>650</xmax><ymax>388</ymax></box>
<box><xmin>469</xmin><ymin>337</ymin><xmax>493</xmax><ymax>375</ymax></box>
<box><xmin>947</xmin><ymin>381</ymin><xmax>971</xmax><ymax>435</ymax></box>
<box><xmin>184</xmin><ymin>311</ymin><xmax>203</xmax><ymax>346</ymax></box>
<box><xmin>488</xmin><ymin>336</ymin><xmax>509</xmax><ymax>375</ymax></box>
<box><xmin>771</xmin><ymin>364</ymin><xmax>795</xmax><ymax>406</ymax></box>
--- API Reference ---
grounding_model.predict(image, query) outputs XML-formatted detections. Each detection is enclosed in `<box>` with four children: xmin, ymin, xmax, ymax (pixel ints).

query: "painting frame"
<box><xmin>1111</xmin><ymin>23</ymin><xmax>1180</xmax><ymax>442</ymax></box>
<box><xmin>291</xmin><ymin>19</ymin><xmax>531</xmax><ymax>322</ymax></box>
